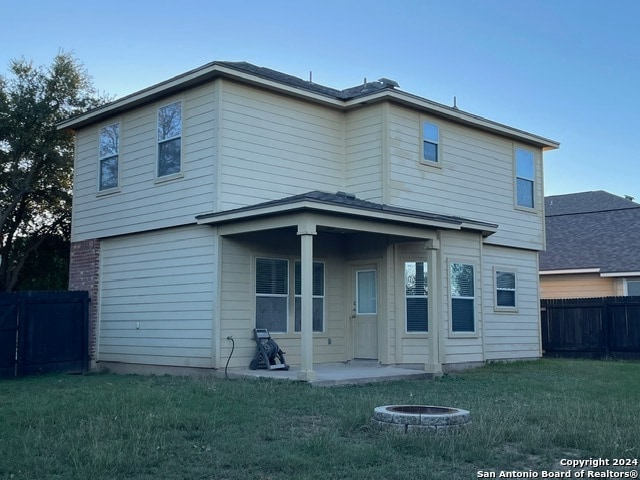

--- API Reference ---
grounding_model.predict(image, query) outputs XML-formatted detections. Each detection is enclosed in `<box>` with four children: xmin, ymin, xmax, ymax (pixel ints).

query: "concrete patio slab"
<box><xmin>223</xmin><ymin>361</ymin><xmax>435</xmax><ymax>386</ymax></box>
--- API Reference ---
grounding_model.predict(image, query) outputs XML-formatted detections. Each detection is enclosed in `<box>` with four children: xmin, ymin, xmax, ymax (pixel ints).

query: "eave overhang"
<box><xmin>600</xmin><ymin>271</ymin><xmax>640</xmax><ymax>278</ymax></box>
<box><xmin>56</xmin><ymin>62</ymin><xmax>560</xmax><ymax>150</ymax></box>
<box><xmin>539</xmin><ymin>268</ymin><xmax>601</xmax><ymax>275</ymax></box>
<box><xmin>540</xmin><ymin>268</ymin><xmax>640</xmax><ymax>278</ymax></box>
<box><xmin>196</xmin><ymin>195</ymin><xmax>498</xmax><ymax>238</ymax></box>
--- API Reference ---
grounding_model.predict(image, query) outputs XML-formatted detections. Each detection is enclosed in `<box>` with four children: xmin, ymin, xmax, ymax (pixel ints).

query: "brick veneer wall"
<box><xmin>69</xmin><ymin>239</ymin><xmax>100</xmax><ymax>365</ymax></box>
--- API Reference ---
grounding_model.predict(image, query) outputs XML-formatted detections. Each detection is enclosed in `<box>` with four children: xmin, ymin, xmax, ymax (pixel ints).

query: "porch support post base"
<box><xmin>297</xmin><ymin>369</ymin><xmax>317</xmax><ymax>382</ymax></box>
<box><xmin>424</xmin><ymin>362</ymin><xmax>443</xmax><ymax>376</ymax></box>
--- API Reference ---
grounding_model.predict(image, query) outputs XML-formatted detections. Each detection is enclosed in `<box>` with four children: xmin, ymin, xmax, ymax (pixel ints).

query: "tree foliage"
<box><xmin>0</xmin><ymin>52</ymin><xmax>107</xmax><ymax>291</ymax></box>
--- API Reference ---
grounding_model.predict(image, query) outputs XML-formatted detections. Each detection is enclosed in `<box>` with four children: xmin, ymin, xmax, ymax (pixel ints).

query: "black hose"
<box><xmin>224</xmin><ymin>336</ymin><xmax>235</xmax><ymax>379</ymax></box>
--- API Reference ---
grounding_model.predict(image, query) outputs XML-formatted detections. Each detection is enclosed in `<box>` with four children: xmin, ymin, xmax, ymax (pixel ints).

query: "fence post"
<box><xmin>602</xmin><ymin>298</ymin><xmax>610</xmax><ymax>357</ymax></box>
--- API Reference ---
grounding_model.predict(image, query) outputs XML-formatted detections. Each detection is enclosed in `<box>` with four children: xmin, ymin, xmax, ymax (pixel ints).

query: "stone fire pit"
<box><xmin>371</xmin><ymin>405</ymin><xmax>471</xmax><ymax>434</ymax></box>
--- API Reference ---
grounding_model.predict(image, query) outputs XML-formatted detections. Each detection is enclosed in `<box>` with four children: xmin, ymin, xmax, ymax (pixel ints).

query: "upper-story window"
<box><xmin>98</xmin><ymin>123</ymin><xmax>120</xmax><ymax>191</ymax></box>
<box><xmin>422</xmin><ymin>121</ymin><xmax>440</xmax><ymax>164</ymax></box>
<box><xmin>157</xmin><ymin>101</ymin><xmax>182</xmax><ymax>177</ymax></box>
<box><xmin>516</xmin><ymin>148</ymin><xmax>535</xmax><ymax>208</ymax></box>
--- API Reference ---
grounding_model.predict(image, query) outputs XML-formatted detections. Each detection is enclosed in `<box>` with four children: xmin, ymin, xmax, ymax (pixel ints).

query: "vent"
<box><xmin>336</xmin><ymin>191</ymin><xmax>356</xmax><ymax>200</ymax></box>
<box><xmin>378</xmin><ymin>77</ymin><xmax>399</xmax><ymax>88</ymax></box>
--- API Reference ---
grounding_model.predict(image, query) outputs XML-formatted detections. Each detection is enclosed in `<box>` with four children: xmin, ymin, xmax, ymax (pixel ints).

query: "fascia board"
<box><xmin>57</xmin><ymin>64</ymin><xmax>344</xmax><ymax>131</ymax></box>
<box><xmin>214</xmin><ymin>211</ymin><xmax>441</xmax><ymax>239</ymax></box>
<box><xmin>213</xmin><ymin>67</ymin><xmax>345</xmax><ymax>107</ymax></box>
<box><xmin>460</xmin><ymin>221</ymin><xmax>498</xmax><ymax>236</ymax></box>
<box><xmin>539</xmin><ymin>268</ymin><xmax>601</xmax><ymax>275</ymax></box>
<box><xmin>600</xmin><ymin>271</ymin><xmax>640</xmax><ymax>278</ymax></box>
<box><xmin>346</xmin><ymin>90</ymin><xmax>560</xmax><ymax>150</ymax></box>
<box><xmin>197</xmin><ymin>200</ymin><xmax>464</xmax><ymax>231</ymax></box>
<box><xmin>58</xmin><ymin>62</ymin><xmax>562</xmax><ymax>151</ymax></box>
<box><xmin>58</xmin><ymin>63</ymin><xmax>223</xmax><ymax>130</ymax></box>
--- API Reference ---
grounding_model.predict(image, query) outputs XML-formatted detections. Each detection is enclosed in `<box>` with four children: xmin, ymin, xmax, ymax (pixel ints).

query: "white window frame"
<box><xmin>356</xmin><ymin>269</ymin><xmax>377</xmax><ymax>315</ymax></box>
<box><xmin>448</xmin><ymin>260</ymin><xmax>477</xmax><ymax>336</ymax></box>
<box><xmin>156</xmin><ymin>100</ymin><xmax>183</xmax><ymax>180</ymax></box>
<box><xmin>255</xmin><ymin>257</ymin><xmax>289</xmax><ymax>334</ymax></box>
<box><xmin>420</xmin><ymin>118</ymin><xmax>441</xmax><ymax>167</ymax></box>
<box><xmin>515</xmin><ymin>147</ymin><xmax>535</xmax><ymax>209</ymax></box>
<box><xmin>97</xmin><ymin>122</ymin><xmax>120</xmax><ymax>193</ymax></box>
<box><xmin>294</xmin><ymin>260</ymin><xmax>325</xmax><ymax>333</ymax></box>
<box><xmin>625</xmin><ymin>279</ymin><xmax>640</xmax><ymax>296</ymax></box>
<box><xmin>494</xmin><ymin>268</ymin><xmax>518</xmax><ymax>312</ymax></box>
<box><xmin>405</xmin><ymin>261</ymin><xmax>428</xmax><ymax>333</ymax></box>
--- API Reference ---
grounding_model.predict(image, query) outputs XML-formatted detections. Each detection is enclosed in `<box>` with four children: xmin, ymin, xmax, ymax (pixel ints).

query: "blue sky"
<box><xmin>2</xmin><ymin>0</ymin><xmax>639</xmax><ymax>198</ymax></box>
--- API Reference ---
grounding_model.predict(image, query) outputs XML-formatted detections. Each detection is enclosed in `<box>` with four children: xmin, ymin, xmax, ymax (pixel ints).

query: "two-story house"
<box><xmin>59</xmin><ymin>61</ymin><xmax>559</xmax><ymax>380</ymax></box>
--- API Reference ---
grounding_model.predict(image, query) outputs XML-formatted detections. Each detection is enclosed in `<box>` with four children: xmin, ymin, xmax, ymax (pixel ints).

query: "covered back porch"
<box><xmin>197</xmin><ymin>191</ymin><xmax>497</xmax><ymax>381</ymax></box>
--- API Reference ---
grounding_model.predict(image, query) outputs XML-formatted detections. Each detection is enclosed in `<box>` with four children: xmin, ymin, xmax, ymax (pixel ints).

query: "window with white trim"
<box><xmin>294</xmin><ymin>261</ymin><xmax>324</xmax><ymax>332</ymax></box>
<box><xmin>356</xmin><ymin>270</ymin><xmax>377</xmax><ymax>314</ymax></box>
<box><xmin>495</xmin><ymin>270</ymin><xmax>516</xmax><ymax>309</ymax></box>
<box><xmin>405</xmin><ymin>262</ymin><xmax>428</xmax><ymax>333</ymax></box>
<box><xmin>157</xmin><ymin>101</ymin><xmax>182</xmax><ymax>177</ymax></box>
<box><xmin>516</xmin><ymin>148</ymin><xmax>535</xmax><ymax>208</ymax></box>
<box><xmin>450</xmin><ymin>262</ymin><xmax>475</xmax><ymax>333</ymax></box>
<box><xmin>255</xmin><ymin>258</ymin><xmax>288</xmax><ymax>333</ymax></box>
<box><xmin>422</xmin><ymin>121</ymin><xmax>440</xmax><ymax>163</ymax></box>
<box><xmin>627</xmin><ymin>280</ymin><xmax>640</xmax><ymax>296</ymax></box>
<box><xmin>99</xmin><ymin>123</ymin><xmax>119</xmax><ymax>190</ymax></box>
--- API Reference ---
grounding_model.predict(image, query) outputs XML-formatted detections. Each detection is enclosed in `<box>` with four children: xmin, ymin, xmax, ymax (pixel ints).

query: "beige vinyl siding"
<box><xmin>482</xmin><ymin>246</ymin><xmax>541</xmax><ymax>360</ymax></box>
<box><xmin>219</xmin><ymin>233</ymin><xmax>347</xmax><ymax>368</ymax></box>
<box><xmin>98</xmin><ymin>225</ymin><xmax>216</xmax><ymax>367</ymax></box>
<box><xmin>71</xmin><ymin>84</ymin><xmax>217</xmax><ymax>242</ymax></box>
<box><xmin>387</xmin><ymin>104</ymin><xmax>545</xmax><ymax>251</ymax></box>
<box><xmin>540</xmin><ymin>274</ymin><xmax>615</xmax><ymax>299</ymax></box>
<box><xmin>218</xmin><ymin>81</ymin><xmax>345</xmax><ymax>210</ymax></box>
<box><xmin>344</xmin><ymin>106</ymin><xmax>383</xmax><ymax>202</ymax></box>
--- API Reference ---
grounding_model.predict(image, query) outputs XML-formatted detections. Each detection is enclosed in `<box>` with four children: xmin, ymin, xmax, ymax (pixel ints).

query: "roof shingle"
<box><xmin>540</xmin><ymin>191</ymin><xmax>640</xmax><ymax>273</ymax></box>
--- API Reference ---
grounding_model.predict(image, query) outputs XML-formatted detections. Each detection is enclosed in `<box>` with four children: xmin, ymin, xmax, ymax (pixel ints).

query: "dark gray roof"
<box><xmin>540</xmin><ymin>191</ymin><xmax>640</xmax><ymax>273</ymax></box>
<box><xmin>57</xmin><ymin>60</ymin><xmax>560</xmax><ymax>151</ymax></box>
<box><xmin>197</xmin><ymin>190</ymin><xmax>498</xmax><ymax>234</ymax></box>
<box><xmin>217</xmin><ymin>61</ymin><xmax>396</xmax><ymax>100</ymax></box>
<box><xmin>545</xmin><ymin>190</ymin><xmax>638</xmax><ymax>216</ymax></box>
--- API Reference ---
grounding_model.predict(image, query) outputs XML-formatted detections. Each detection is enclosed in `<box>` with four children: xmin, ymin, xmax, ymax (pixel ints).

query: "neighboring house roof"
<box><xmin>57</xmin><ymin>61</ymin><xmax>559</xmax><ymax>150</ymax></box>
<box><xmin>196</xmin><ymin>190</ymin><xmax>498</xmax><ymax>237</ymax></box>
<box><xmin>540</xmin><ymin>191</ymin><xmax>640</xmax><ymax>274</ymax></box>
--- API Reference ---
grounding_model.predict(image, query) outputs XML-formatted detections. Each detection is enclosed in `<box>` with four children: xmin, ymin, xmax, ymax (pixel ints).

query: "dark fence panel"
<box><xmin>0</xmin><ymin>291</ymin><xmax>88</xmax><ymax>378</ymax></box>
<box><xmin>0</xmin><ymin>295</ymin><xmax>19</xmax><ymax>378</ymax></box>
<box><xmin>541</xmin><ymin>296</ymin><xmax>640</xmax><ymax>358</ymax></box>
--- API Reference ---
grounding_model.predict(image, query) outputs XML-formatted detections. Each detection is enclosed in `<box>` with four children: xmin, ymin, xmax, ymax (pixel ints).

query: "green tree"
<box><xmin>0</xmin><ymin>52</ymin><xmax>107</xmax><ymax>291</ymax></box>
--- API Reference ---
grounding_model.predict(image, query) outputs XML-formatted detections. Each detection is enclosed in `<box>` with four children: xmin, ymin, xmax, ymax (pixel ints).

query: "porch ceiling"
<box><xmin>196</xmin><ymin>191</ymin><xmax>498</xmax><ymax>238</ymax></box>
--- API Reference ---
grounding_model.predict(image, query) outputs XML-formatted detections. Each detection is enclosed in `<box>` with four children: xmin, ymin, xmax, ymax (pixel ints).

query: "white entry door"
<box><xmin>353</xmin><ymin>266</ymin><xmax>378</xmax><ymax>359</ymax></box>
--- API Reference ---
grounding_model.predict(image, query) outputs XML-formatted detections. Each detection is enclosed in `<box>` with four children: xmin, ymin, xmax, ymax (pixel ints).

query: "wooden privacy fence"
<box><xmin>0</xmin><ymin>291</ymin><xmax>89</xmax><ymax>378</ymax></box>
<box><xmin>541</xmin><ymin>296</ymin><xmax>640</xmax><ymax>358</ymax></box>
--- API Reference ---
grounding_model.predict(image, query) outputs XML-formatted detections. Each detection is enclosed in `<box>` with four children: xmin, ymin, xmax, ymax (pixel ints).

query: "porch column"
<box><xmin>425</xmin><ymin>238</ymin><xmax>443</xmax><ymax>376</ymax></box>
<box><xmin>297</xmin><ymin>219</ymin><xmax>317</xmax><ymax>381</ymax></box>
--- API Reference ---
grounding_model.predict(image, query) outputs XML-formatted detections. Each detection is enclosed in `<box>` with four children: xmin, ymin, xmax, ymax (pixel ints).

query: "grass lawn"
<box><xmin>1</xmin><ymin>358</ymin><xmax>639</xmax><ymax>480</ymax></box>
